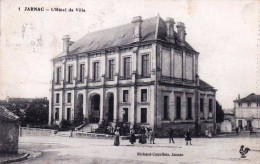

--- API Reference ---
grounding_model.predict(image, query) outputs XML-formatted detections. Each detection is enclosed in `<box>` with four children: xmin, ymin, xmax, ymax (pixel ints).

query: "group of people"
<box><xmin>235</xmin><ymin>126</ymin><xmax>255</xmax><ymax>135</ymax></box>
<box><xmin>205</xmin><ymin>128</ymin><xmax>212</xmax><ymax>138</ymax></box>
<box><xmin>114</xmin><ymin>126</ymin><xmax>192</xmax><ymax>146</ymax></box>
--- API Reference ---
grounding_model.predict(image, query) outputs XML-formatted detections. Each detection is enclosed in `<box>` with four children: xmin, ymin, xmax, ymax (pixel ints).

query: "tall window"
<box><xmin>141</xmin><ymin>89</ymin><xmax>147</xmax><ymax>102</ymax></box>
<box><xmin>209</xmin><ymin>99</ymin><xmax>213</xmax><ymax>112</ymax></box>
<box><xmin>123</xmin><ymin>108</ymin><xmax>128</xmax><ymax>122</ymax></box>
<box><xmin>56</xmin><ymin>67</ymin><xmax>61</xmax><ymax>84</ymax></box>
<box><xmin>176</xmin><ymin>96</ymin><xmax>181</xmax><ymax>119</ymax></box>
<box><xmin>108</xmin><ymin>59</ymin><xmax>115</xmax><ymax>79</ymax></box>
<box><xmin>68</xmin><ymin>65</ymin><xmax>73</xmax><ymax>83</ymax></box>
<box><xmin>200</xmin><ymin>98</ymin><xmax>204</xmax><ymax>112</ymax></box>
<box><xmin>79</xmin><ymin>64</ymin><xmax>85</xmax><ymax>82</ymax></box>
<box><xmin>187</xmin><ymin>97</ymin><xmax>192</xmax><ymax>119</ymax></box>
<box><xmin>56</xmin><ymin>93</ymin><xmax>60</xmax><ymax>104</ymax></box>
<box><xmin>141</xmin><ymin>108</ymin><xmax>147</xmax><ymax>123</ymax></box>
<box><xmin>142</xmin><ymin>54</ymin><xmax>149</xmax><ymax>77</ymax></box>
<box><xmin>164</xmin><ymin>96</ymin><xmax>169</xmax><ymax>120</ymax></box>
<box><xmin>123</xmin><ymin>90</ymin><xmax>128</xmax><ymax>102</ymax></box>
<box><xmin>55</xmin><ymin>108</ymin><xmax>59</xmax><ymax>120</ymax></box>
<box><xmin>123</xmin><ymin>57</ymin><xmax>131</xmax><ymax>78</ymax></box>
<box><xmin>67</xmin><ymin>108</ymin><xmax>71</xmax><ymax>120</ymax></box>
<box><xmin>67</xmin><ymin>93</ymin><xmax>71</xmax><ymax>103</ymax></box>
<box><xmin>93</xmin><ymin>62</ymin><xmax>99</xmax><ymax>81</ymax></box>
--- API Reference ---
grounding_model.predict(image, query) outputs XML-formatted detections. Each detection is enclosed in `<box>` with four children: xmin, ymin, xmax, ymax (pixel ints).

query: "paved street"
<box><xmin>17</xmin><ymin>135</ymin><xmax>260</xmax><ymax>164</ymax></box>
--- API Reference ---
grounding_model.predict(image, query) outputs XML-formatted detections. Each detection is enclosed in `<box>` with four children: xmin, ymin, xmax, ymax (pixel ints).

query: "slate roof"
<box><xmin>234</xmin><ymin>93</ymin><xmax>260</xmax><ymax>103</ymax></box>
<box><xmin>57</xmin><ymin>16</ymin><xmax>196</xmax><ymax>57</ymax></box>
<box><xmin>199</xmin><ymin>79</ymin><xmax>215</xmax><ymax>90</ymax></box>
<box><xmin>0</xmin><ymin>107</ymin><xmax>19</xmax><ymax>122</ymax></box>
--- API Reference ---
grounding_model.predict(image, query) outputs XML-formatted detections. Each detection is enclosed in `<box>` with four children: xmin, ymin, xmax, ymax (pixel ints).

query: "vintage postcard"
<box><xmin>0</xmin><ymin>0</ymin><xmax>259</xmax><ymax>163</ymax></box>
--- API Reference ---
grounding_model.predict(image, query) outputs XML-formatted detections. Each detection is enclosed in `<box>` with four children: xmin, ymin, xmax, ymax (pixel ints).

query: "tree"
<box><xmin>24</xmin><ymin>98</ymin><xmax>49</xmax><ymax>126</ymax></box>
<box><xmin>216</xmin><ymin>101</ymin><xmax>224</xmax><ymax>123</ymax></box>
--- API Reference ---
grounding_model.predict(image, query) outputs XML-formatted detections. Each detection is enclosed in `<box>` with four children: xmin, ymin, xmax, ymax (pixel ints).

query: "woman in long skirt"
<box><xmin>130</xmin><ymin>129</ymin><xmax>136</xmax><ymax>144</ymax></box>
<box><xmin>185</xmin><ymin>129</ymin><xmax>192</xmax><ymax>145</ymax></box>
<box><xmin>114</xmin><ymin>129</ymin><xmax>120</xmax><ymax>146</ymax></box>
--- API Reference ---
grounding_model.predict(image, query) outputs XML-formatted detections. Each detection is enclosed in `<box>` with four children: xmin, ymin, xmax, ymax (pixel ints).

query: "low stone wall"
<box><xmin>20</xmin><ymin>127</ymin><xmax>57</xmax><ymax>137</ymax></box>
<box><xmin>72</xmin><ymin>132</ymin><xmax>114</xmax><ymax>139</ymax></box>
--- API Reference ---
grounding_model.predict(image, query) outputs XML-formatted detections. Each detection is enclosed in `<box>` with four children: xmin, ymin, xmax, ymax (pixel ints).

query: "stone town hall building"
<box><xmin>48</xmin><ymin>16</ymin><xmax>217</xmax><ymax>135</ymax></box>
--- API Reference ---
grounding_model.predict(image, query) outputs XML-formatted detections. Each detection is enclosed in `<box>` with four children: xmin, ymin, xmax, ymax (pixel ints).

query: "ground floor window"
<box><xmin>55</xmin><ymin>108</ymin><xmax>59</xmax><ymax>120</ymax></box>
<box><xmin>187</xmin><ymin>97</ymin><xmax>192</xmax><ymax>119</ymax></box>
<box><xmin>123</xmin><ymin>108</ymin><xmax>128</xmax><ymax>122</ymax></box>
<box><xmin>141</xmin><ymin>108</ymin><xmax>147</xmax><ymax>123</ymax></box>
<box><xmin>67</xmin><ymin>108</ymin><xmax>71</xmax><ymax>120</ymax></box>
<box><xmin>163</xmin><ymin>96</ymin><xmax>169</xmax><ymax>120</ymax></box>
<box><xmin>176</xmin><ymin>96</ymin><xmax>181</xmax><ymax>119</ymax></box>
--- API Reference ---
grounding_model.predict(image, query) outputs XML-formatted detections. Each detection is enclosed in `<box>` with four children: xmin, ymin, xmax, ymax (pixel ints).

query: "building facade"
<box><xmin>234</xmin><ymin>93</ymin><xmax>260</xmax><ymax>130</ymax></box>
<box><xmin>49</xmin><ymin>16</ymin><xmax>217</xmax><ymax>135</ymax></box>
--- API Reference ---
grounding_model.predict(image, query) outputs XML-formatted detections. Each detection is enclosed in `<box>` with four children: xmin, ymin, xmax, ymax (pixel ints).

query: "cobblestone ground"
<box><xmin>17</xmin><ymin>135</ymin><xmax>260</xmax><ymax>164</ymax></box>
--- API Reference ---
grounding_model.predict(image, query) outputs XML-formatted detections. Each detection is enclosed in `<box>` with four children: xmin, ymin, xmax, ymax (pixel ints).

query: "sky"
<box><xmin>0</xmin><ymin>0</ymin><xmax>259</xmax><ymax>109</ymax></box>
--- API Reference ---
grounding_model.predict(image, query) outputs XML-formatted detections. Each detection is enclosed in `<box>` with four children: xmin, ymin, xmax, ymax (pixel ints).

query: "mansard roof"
<box><xmin>234</xmin><ymin>93</ymin><xmax>260</xmax><ymax>103</ymax></box>
<box><xmin>0</xmin><ymin>107</ymin><xmax>19</xmax><ymax>122</ymax></box>
<box><xmin>57</xmin><ymin>16</ymin><xmax>196</xmax><ymax>57</ymax></box>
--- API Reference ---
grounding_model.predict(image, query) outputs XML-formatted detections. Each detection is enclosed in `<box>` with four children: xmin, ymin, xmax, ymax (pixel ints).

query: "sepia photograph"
<box><xmin>0</xmin><ymin>0</ymin><xmax>259</xmax><ymax>163</ymax></box>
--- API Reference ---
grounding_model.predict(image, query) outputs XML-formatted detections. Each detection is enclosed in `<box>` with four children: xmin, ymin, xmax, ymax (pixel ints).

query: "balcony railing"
<box><xmin>161</xmin><ymin>76</ymin><xmax>194</xmax><ymax>84</ymax></box>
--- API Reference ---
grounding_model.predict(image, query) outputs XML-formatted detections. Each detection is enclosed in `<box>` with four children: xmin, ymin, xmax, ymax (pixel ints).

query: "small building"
<box><xmin>220</xmin><ymin>109</ymin><xmax>235</xmax><ymax>133</ymax></box>
<box><xmin>234</xmin><ymin>93</ymin><xmax>260</xmax><ymax>130</ymax></box>
<box><xmin>0</xmin><ymin>107</ymin><xmax>19</xmax><ymax>154</ymax></box>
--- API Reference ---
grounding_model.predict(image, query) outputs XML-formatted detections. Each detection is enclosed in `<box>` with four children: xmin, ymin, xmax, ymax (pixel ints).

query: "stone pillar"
<box><xmin>181</xmin><ymin>93</ymin><xmax>186</xmax><ymax>120</ymax></box>
<box><xmin>130</xmin><ymin>85</ymin><xmax>136</xmax><ymax>125</ymax></box>
<box><xmin>48</xmin><ymin>60</ymin><xmax>55</xmax><ymax>126</ymax></box>
<box><xmin>183</xmin><ymin>51</ymin><xmax>186</xmax><ymax>81</ymax></box>
<box><xmin>99</xmin><ymin>88</ymin><xmax>104</xmax><ymax>124</ymax></box>
<box><xmin>84</xmin><ymin>89</ymin><xmax>89</xmax><ymax>122</ymax></box>
<box><xmin>150</xmin><ymin>85</ymin><xmax>155</xmax><ymax>129</ymax></box>
<box><xmin>113</xmin><ymin>82</ymin><xmax>118</xmax><ymax>122</ymax></box>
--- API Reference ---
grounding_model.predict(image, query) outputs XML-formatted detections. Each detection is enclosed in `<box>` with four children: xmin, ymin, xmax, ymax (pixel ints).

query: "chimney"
<box><xmin>62</xmin><ymin>35</ymin><xmax>70</xmax><ymax>53</ymax></box>
<box><xmin>176</xmin><ymin>22</ymin><xmax>186</xmax><ymax>46</ymax></box>
<box><xmin>165</xmin><ymin>17</ymin><xmax>175</xmax><ymax>43</ymax></box>
<box><xmin>132</xmin><ymin>16</ymin><xmax>143</xmax><ymax>42</ymax></box>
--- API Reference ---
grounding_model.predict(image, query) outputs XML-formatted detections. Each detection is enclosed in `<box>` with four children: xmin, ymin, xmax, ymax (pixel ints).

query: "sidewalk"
<box><xmin>0</xmin><ymin>153</ymin><xmax>29</xmax><ymax>164</ymax></box>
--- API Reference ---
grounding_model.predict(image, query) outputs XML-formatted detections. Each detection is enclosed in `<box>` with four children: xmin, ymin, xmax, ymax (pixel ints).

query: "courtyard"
<box><xmin>15</xmin><ymin>134</ymin><xmax>260</xmax><ymax>164</ymax></box>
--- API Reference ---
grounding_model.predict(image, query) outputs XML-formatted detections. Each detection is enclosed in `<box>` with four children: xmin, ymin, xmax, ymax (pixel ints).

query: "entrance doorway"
<box><xmin>75</xmin><ymin>94</ymin><xmax>84</xmax><ymax>126</ymax></box>
<box><xmin>90</xmin><ymin>94</ymin><xmax>100</xmax><ymax>123</ymax></box>
<box><xmin>247</xmin><ymin>120</ymin><xmax>252</xmax><ymax>131</ymax></box>
<box><xmin>238</xmin><ymin>120</ymin><xmax>243</xmax><ymax>129</ymax></box>
<box><xmin>141</xmin><ymin>108</ymin><xmax>147</xmax><ymax>123</ymax></box>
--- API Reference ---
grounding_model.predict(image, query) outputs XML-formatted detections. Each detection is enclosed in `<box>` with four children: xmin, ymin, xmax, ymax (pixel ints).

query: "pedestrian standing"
<box><xmin>130</xmin><ymin>128</ymin><xmax>136</xmax><ymax>144</ymax></box>
<box><xmin>114</xmin><ymin>129</ymin><xmax>120</xmax><ymax>146</ymax></box>
<box><xmin>235</xmin><ymin>127</ymin><xmax>239</xmax><ymax>135</ymax></box>
<box><xmin>142</xmin><ymin>127</ymin><xmax>147</xmax><ymax>144</ymax></box>
<box><xmin>168</xmin><ymin>128</ymin><xmax>175</xmax><ymax>143</ymax></box>
<box><xmin>249</xmin><ymin>126</ymin><xmax>253</xmax><ymax>135</ymax></box>
<box><xmin>185</xmin><ymin>129</ymin><xmax>192</xmax><ymax>145</ymax></box>
<box><xmin>149</xmin><ymin>129</ymin><xmax>155</xmax><ymax>144</ymax></box>
<box><xmin>205</xmin><ymin>128</ymin><xmax>209</xmax><ymax>138</ymax></box>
